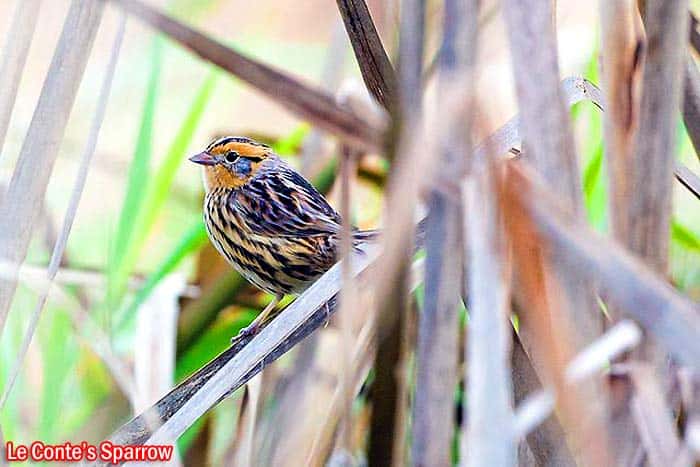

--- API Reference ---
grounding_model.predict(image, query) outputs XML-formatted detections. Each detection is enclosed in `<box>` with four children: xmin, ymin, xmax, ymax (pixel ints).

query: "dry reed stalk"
<box><xmin>336</xmin><ymin>0</ymin><xmax>397</xmax><ymax>109</ymax></box>
<box><xmin>335</xmin><ymin>144</ymin><xmax>360</xmax><ymax>456</ymax></box>
<box><xmin>0</xmin><ymin>0</ymin><xmax>104</xmax><ymax>343</ymax></box>
<box><xmin>511</xmin><ymin>331</ymin><xmax>574</xmax><ymax>466</ymax></box>
<box><xmin>628</xmin><ymin>364</ymin><xmax>692</xmax><ymax>466</ymax></box>
<box><xmin>0</xmin><ymin>9</ymin><xmax>126</xmax><ymax>412</ymax></box>
<box><xmin>675</xmin><ymin>162</ymin><xmax>700</xmax><ymax>200</ymax></box>
<box><xmin>366</xmin><ymin>0</ymin><xmax>425</xmax><ymax>464</ymax></box>
<box><xmin>503</xmin><ymin>162</ymin><xmax>700</xmax><ymax>371</ymax></box>
<box><xmin>463</xmin><ymin>158</ymin><xmax>515</xmax><ymax>466</ymax></box>
<box><xmin>108</xmin><ymin>241</ymin><xmax>385</xmax><ymax>451</ymax></box>
<box><xmin>598</xmin><ymin>2</ymin><xmax>649</xmax><ymax>463</ymax></box>
<box><xmin>629</xmin><ymin>0</ymin><xmax>688</xmax><ymax>274</ymax></box>
<box><xmin>600</xmin><ymin>0</ymin><xmax>645</xmax><ymax>246</ymax></box>
<box><xmin>608</xmin><ymin>1</ymin><xmax>689</xmax><ymax>463</ymax></box>
<box><xmin>134</xmin><ymin>275</ymin><xmax>183</xmax><ymax>412</ymax></box>
<box><xmin>501</xmin><ymin>0</ymin><xmax>611</xmax><ymax>462</ymax></box>
<box><xmin>514</xmin><ymin>321</ymin><xmax>642</xmax><ymax>433</ymax></box>
<box><xmin>110</xmin><ymin>0</ymin><xmax>383</xmax><ymax>153</ymax></box>
<box><xmin>504</xmin><ymin>187</ymin><xmax>599</xmax><ymax>466</ymax></box>
<box><xmin>0</xmin><ymin>0</ymin><xmax>44</xmax><ymax>158</ymax></box>
<box><xmin>303</xmin><ymin>257</ymin><xmax>424</xmax><ymax>466</ymax></box>
<box><xmin>412</xmin><ymin>0</ymin><xmax>475</xmax><ymax>465</ymax></box>
<box><xmin>683</xmin><ymin>56</ymin><xmax>700</xmax><ymax>162</ymax></box>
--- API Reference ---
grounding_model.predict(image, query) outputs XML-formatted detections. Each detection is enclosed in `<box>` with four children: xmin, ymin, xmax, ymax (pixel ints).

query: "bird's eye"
<box><xmin>224</xmin><ymin>151</ymin><xmax>239</xmax><ymax>163</ymax></box>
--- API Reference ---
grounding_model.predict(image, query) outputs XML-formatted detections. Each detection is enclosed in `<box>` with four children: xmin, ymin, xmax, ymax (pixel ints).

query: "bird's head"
<box><xmin>189</xmin><ymin>136</ymin><xmax>273</xmax><ymax>191</ymax></box>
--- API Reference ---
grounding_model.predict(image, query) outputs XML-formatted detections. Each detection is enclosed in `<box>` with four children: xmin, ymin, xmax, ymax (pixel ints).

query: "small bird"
<box><xmin>190</xmin><ymin>136</ymin><xmax>376</xmax><ymax>339</ymax></box>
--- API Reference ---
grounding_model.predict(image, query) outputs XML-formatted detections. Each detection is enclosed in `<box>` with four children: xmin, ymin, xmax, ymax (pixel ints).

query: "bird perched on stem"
<box><xmin>190</xmin><ymin>136</ymin><xmax>377</xmax><ymax>340</ymax></box>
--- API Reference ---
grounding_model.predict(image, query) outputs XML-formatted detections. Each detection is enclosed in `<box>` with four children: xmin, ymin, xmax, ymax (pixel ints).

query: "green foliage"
<box><xmin>273</xmin><ymin>123</ymin><xmax>310</xmax><ymax>155</ymax></box>
<box><xmin>107</xmin><ymin>39</ymin><xmax>163</xmax><ymax>309</ymax></box>
<box><xmin>672</xmin><ymin>220</ymin><xmax>700</xmax><ymax>253</ymax></box>
<box><xmin>39</xmin><ymin>308</ymin><xmax>76</xmax><ymax>442</ymax></box>
<box><xmin>108</xmin><ymin>64</ymin><xmax>217</xmax><ymax>313</ymax></box>
<box><xmin>176</xmin><ymin>309</ymin><xmax>256</xmax><ymax>382</ymax></box>
<box><xmin>120</xmin><ymin>221</ymin><xmax>208</xmax><ymax>331</ymax></box>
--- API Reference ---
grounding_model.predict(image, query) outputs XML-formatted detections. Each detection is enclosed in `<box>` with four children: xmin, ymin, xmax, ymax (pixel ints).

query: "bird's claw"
<box><xmin>230</xmin><ymin>323</ymin><xmax>259</xmax><ymax>345</ymax></box>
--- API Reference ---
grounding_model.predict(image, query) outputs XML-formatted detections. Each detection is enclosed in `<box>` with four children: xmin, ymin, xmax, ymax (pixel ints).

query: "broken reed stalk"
<box><xmin>0</xmin><ymin>0</ymin><xmax>104</xmax><ymax>345</ymax></box>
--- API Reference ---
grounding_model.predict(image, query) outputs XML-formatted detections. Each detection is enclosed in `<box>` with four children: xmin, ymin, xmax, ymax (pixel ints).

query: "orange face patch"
<box><xmin>202</xmin><ymin>163</ymin><xmax>247</xmax><ymax>191</ymax></box>
<box><xmin>200</xmin><ymin>140</ymin><xmax>271</xmax><ymax>191</ymax></box>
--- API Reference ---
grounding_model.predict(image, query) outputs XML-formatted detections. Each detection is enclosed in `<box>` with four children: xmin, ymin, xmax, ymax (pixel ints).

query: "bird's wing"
<box><xmin>231</xmin><ymin>167</ymin><xmax>342</xmax><ymax>238</ymax></box>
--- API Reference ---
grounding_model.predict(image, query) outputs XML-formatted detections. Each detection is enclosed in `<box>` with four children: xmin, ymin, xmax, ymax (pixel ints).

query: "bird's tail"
<box><xmin>351</xmin><ymin>218</ymin><xmax>427</xmax><ymax>247</ymax></box>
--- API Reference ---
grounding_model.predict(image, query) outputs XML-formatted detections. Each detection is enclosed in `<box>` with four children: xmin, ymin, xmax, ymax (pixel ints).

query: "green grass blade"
<box><xmin>109</xmin><ymin>68</ymin><xmax>217</xmax><ymax>307</ymax></box>
<box><xmin>118</xmin><ymin>220</ymin><xmax>208</xmax><ymax>330</ymax></box>
<box><xmin>671</xmin><ymin>219</ymin><xmax>700</xmax><ymax>252</ymax></box>
<box><xmin>107</xmin><ymin>39</ymin><xmax>163</xmax><ymax>306</ymax></box>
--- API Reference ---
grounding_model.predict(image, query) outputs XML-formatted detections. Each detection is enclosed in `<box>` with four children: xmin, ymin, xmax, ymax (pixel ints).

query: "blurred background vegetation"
<box><xmin>0</xmin><ymin>0</ymin><xmax>698</xmax><ymax>464</ymax></box>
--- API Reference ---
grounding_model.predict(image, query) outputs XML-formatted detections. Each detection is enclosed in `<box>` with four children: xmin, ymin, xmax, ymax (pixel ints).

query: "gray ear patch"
<box><xmin>234</xmin><ymin>157</ymin><xmax>252</xmax><ymax>176</ymax></box>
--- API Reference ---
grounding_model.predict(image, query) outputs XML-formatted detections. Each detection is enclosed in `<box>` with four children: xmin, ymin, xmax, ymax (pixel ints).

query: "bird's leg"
<box><xmin>232</xmin><ymin>294</ymin><xmax>283</xmax><ymax>343</ymax></box>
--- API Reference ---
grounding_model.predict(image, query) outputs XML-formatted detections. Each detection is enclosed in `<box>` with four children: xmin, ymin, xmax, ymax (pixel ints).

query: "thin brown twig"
<box><xmin>109</xmin><ymin>0</ymin><xmax>384</xmax><ymax>153</ymax></box>
<box><xmin>335</xmin><ymin>0</ymin><xmax>397</xmax><ymax>109</ymax></box>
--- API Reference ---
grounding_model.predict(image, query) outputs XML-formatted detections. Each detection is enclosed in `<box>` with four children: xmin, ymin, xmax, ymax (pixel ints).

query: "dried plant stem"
<box><xmin>514</xmin><ymin>321</ymin><xmax>643</xmax><ymax>435</ymax></box>
<box><xmin>412</xmin><ymin>0</ymin><xmax>473</xmax><ymax>465</ymax></box>
<box><xmin>683</xmin><ymin>56</ymin><xmax>700</xmax><ymax>162</ymax></box>
<box><xmin>0</xmin><ymin>10</ymin><xmax>126</xmax><ymax>411</ymax></box>
<box><xmin>600</xmin><ymin>0</ymin><xmax>645</xmax><ymax>245</ymax></box>
<box><xmin>367</xmin><ymin>0</ymin><xmax>424</xmax><ymax>464</ymax></box>
<box><xmin>511</xmin><ymin>330</ymin><xmax>574</xmax><ymax>466</ymax></box>
<box><xmin>110</xmin><ymin>0</ymin><xmax>383</xmax><ymax>152</ymax></box>
<box><xmin>463</xmin><ymin>158</ymin><xmax>515</xmax><ymax>466</ymax></box>
<box><xmin>337</xmin><ymin>145</ymin><xmax>358</xmax><ymax>453</ymax></box>
<box><xmin>0</xmin><ymin>0</ymin><xmax>44</xmax><ymax>158</ymax></box>
<box><xmin>0</xmin><ymin>0</ymin><xmax>104</xmax><ymax>337</ymax></box>
<box><xmin>502</xmin><ymin>0</ymin><xmax>610</xmax><ymax>463</ymax></box>
<box><xmin>504</xmin><ymin>162</ymin><xmax>700</xmax><ymax>372</ymax></box>
<box><xmin>335</xmin><ymin>0</ymin><xmax>397</xmax><ymax>109</ymax></box>
<box><xmin>629</xmin><ymin>0</ymin><xmax>688</xmax><ymax>278</ymax></box>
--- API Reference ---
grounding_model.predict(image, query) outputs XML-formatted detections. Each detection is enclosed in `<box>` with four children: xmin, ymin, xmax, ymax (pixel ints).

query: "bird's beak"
<box><xmin>189</xmin><ymin>151</ymin><xmax>217</xmax><ymax>166</ymax></box>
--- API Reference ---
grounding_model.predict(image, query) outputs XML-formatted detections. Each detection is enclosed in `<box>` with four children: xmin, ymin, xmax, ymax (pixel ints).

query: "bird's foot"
<box><xmin>230</xmin><ymin>322</ymin><xmax>260</xmax><ymax>345</ymax></box>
